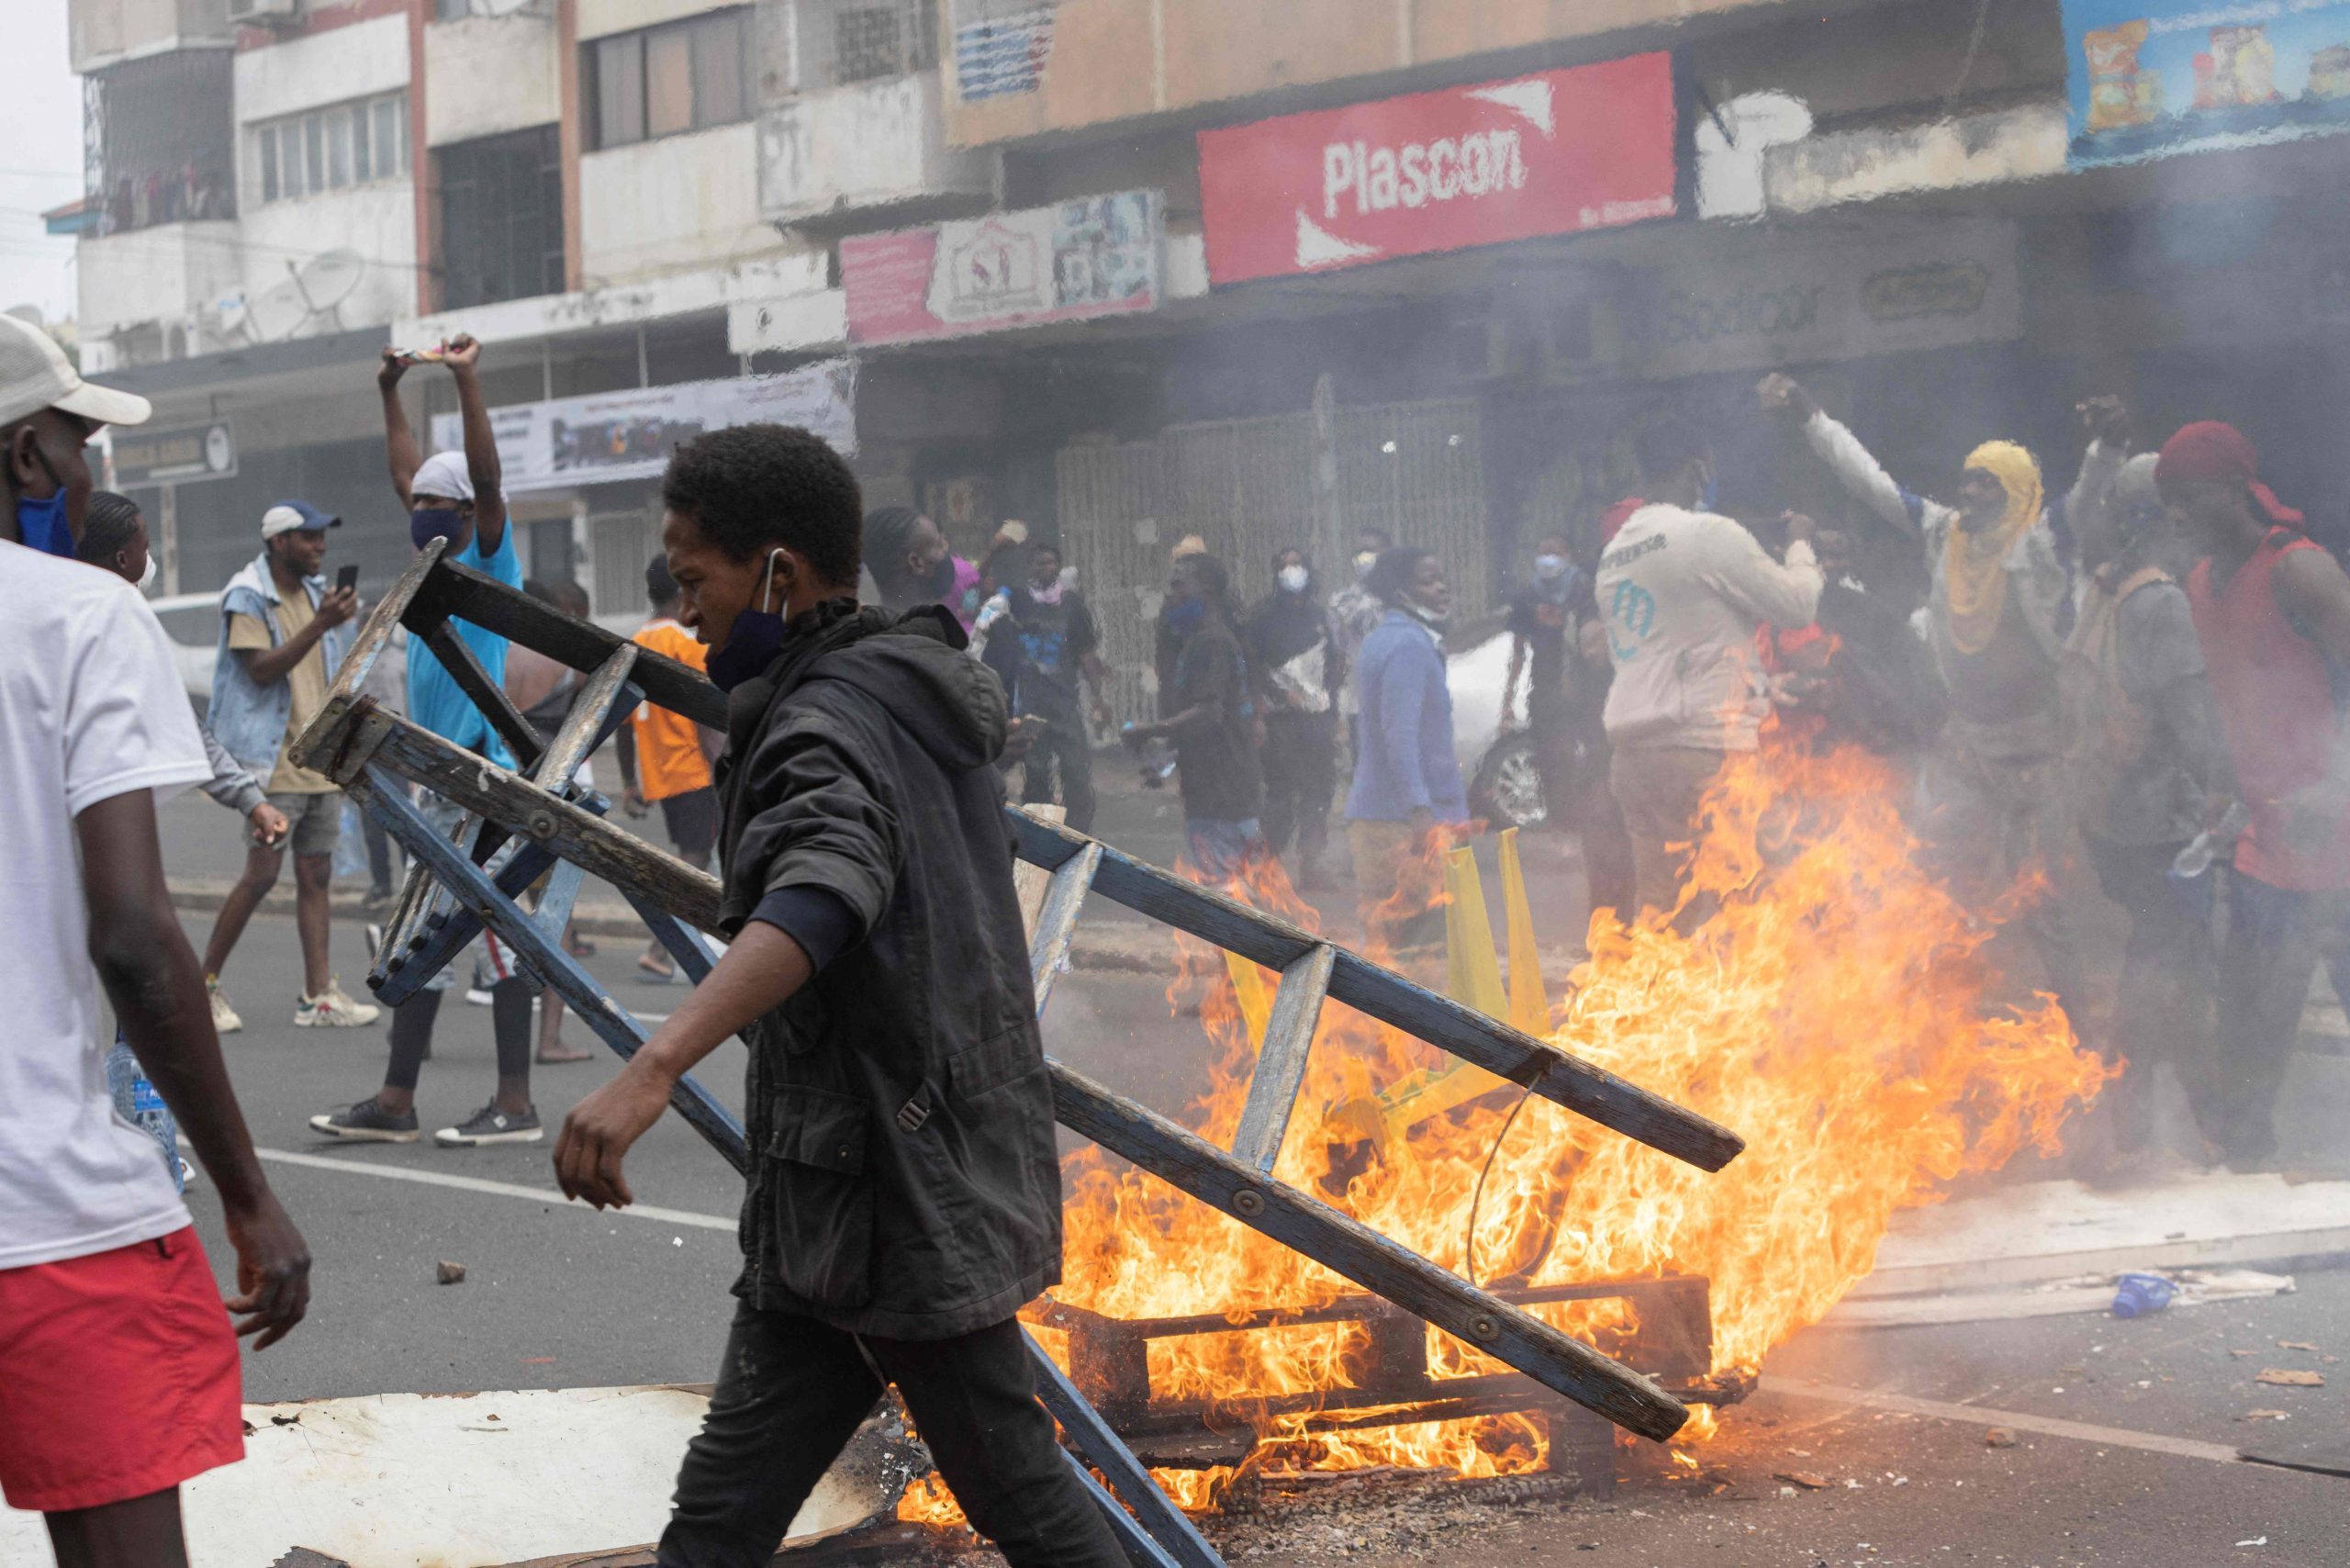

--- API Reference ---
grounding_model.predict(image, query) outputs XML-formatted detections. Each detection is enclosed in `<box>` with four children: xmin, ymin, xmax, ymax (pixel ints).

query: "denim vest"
<box><xmin>209</xmin><ymin>552</ymin><xmax>351</xmax><ymax>776</ymax></box>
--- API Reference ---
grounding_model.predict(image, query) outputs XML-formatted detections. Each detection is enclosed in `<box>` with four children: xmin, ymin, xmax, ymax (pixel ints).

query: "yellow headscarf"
<box><xmin>1942</xmin><ymin>440</ymin><xmax>2042</xmax><ymax>655</ymax></box>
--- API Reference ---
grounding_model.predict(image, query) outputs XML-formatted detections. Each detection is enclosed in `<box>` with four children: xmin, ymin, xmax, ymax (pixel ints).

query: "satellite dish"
<box><xmin>289</xmin><ymin>248</ymin><xmax>364</xmax><ymax>324</ymax></box>
<box><xmin>242</xmin><ymin>274</ymin><xmax>312</xmax><ymax>342</ymax></box>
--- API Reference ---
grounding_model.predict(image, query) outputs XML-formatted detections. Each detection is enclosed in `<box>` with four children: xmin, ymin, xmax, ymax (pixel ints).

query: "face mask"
<box><xmin>1533</xmin><ymin>554</ymin><xmax>1568</xmax><ymax>580</ymax></box>
<box><xmin>135</xmin><ymin>554</ymin><xmax>157</xmax><ymax>591</ymax></box>
<box><xmin>1030</xmin><ymin>577</ymin><xmax>1067</xmax><ymax>607</ymax></box>
<box><xmin>15</xmin><ymin>440</ymin><xmax>73</xmax><ymax>557</ymax></box>
<box><xmin>1352</xmin><ymin>551</ymin><xmax>1377</xmax><ymax>582</ymax></box>
<box><xmin>411</xmin><ymin>507</ymin><xmax>465</xmax><ymax>553</ymax></box>
<box><xmin>1407</xmin><ymin>600</ymin><xmax>1450</xmax><ymax>630</ymax></box>
<box><xmin>1278</xmin><ymin>565</ymin><xmax>1310</xmax><ymax>595</ymax></box>
<box><xmin>707</xmin><ymin>548</ymin><xmax>789</xmax><ymax>694</ymax></box>
<box><xmin>1165</xmin><ymin>597</ymin><xmax>1207</xmax><ymax>637</ymax></box>
<box><xmin>16</xmin><ymin>489</ymin><xmax>72</xmax><ymax>557</ymax></box>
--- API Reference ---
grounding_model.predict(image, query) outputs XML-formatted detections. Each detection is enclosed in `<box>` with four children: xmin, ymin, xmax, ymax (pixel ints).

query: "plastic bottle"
<box><xmin>2172</xmin><ymin>799</ymin><xmax>2253</xmax><ymax>880</ymax></box>
<box><xmin>2110</xmin><ymin>1271</ymin><xmax>2177</xmax><ymax>1318</ymax></box>
<box><xmin>105</xmin><ymin>1035</ymin><xmax>184</xmax><ymax>1192</ymax></box>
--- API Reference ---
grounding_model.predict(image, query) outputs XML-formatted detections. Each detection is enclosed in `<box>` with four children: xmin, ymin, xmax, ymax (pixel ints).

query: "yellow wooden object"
<box><xmin>1443</xmin><ymin>846</ymin><xmax>1507</xmax><ymax>1019</ymax></box>
<box><xmin>1224</xmin><ymin>948</ymin><xmax>1272</xmax><ymax>1047</ymax></box>
<box><xmin>1496</xmin><ymin>827</ymin><xmax>1550</xmax><ymax>1037</ymax></box>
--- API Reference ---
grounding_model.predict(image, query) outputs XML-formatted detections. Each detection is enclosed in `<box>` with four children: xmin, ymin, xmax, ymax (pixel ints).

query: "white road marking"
<box><xmin>252</xmin><ymin>1144</ymin><xmax>734</xmax><ymax>1231</ymax></box>
<box><xmin>1771</xmin><ymin>1377</ymin><xmax>2243</xmax><ymax>1464</ymax></box>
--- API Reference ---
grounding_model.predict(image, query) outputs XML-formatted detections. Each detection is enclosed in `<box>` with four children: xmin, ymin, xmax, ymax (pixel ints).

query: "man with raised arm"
<box><xmin>0</xmin><ymin>312</ymin><xmax>309</xmax><ymax>1568</ymax></box>
<box><xmin>312</xmin><ymin>334</ymin><xmax>545</xmax><ymax>1149</ymax></box>
<box><xmin>1761</xmin><ymin>372</ymin><xmax>2087</xmax><ymax>1030</ymax></box>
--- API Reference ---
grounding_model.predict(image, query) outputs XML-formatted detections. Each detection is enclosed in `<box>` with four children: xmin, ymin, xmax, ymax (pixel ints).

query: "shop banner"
<box><xmin>431</xmin><ymin>362</ymin><xmax>856</xmax><ymax>495</ymax></box>
<box><xmin>1195</xmin><ymin>54</ymin><xmax>1676</xmax><ymax>286</ymax></box>
<box><xmin>1597</xmin><ymin>218</ymin><xmax>2023</xmax><ymax>382</ymax></box>
<box><xmin>842</xmin><ymin>190</ymin><xmax>1163</xmax><ymax>347</ymax></box>
<box><xmin>2065</xmin><ymin>1</ymin><xmax>2350</xmax><ymax>167</ymax></box>
<box><xmin>111</xmin><ymin>420</ymin><xmax>236</xmax><ymax>488</ymax></box>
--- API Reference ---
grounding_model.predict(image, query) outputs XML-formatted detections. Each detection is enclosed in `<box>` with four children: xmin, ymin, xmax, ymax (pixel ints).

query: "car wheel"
<box><xmin>1472</xmin><ymin>731</ymin><xmax>1548</xmax><ymax>831</ymax></box>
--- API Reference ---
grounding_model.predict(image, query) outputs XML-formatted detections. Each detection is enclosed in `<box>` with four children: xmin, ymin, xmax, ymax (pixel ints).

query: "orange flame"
<box><xmin>908</xmin><ymin>739</ymin><xmax>2109</xmax><ymax>1521</ymax></box>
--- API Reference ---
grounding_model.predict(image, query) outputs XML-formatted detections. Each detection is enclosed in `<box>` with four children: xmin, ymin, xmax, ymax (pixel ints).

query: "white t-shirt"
<box><xmin>0</xmin><ymin>543</ymin><xmax>211</xmax><ymax>1270</ymax></box>
<box><xmin>1596</xmin><ymin>503</ymin><xmax>1822</xmax><ymax>753</ymax></box>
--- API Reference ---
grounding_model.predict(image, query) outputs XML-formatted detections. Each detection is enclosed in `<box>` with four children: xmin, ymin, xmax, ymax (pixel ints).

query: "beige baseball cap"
<box><xmin>0</xmin><ymin>314</ymin><xmax>151</xmax><ymax>430</ymax></box>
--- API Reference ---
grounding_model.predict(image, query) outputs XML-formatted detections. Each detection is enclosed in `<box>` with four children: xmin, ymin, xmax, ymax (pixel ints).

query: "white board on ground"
<box><xmin>0</xmin><ymin>1385</ymin><xmax>897</xmax><ymax>1567</ymax></box>
<box><xmin>1851</xmin><ymin>1172</ymin><xmax>2350</xmax><ymax>1298</ymax></box>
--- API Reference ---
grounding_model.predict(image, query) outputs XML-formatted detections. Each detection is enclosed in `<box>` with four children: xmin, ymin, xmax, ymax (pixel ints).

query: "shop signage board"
<box><xmin>842</xmin><ymin>190</ymin><xmax>1163</xmax><ymax>347</ymax></box>
<box><xmin>111</xmin><ymin>420</ymin><xmax>236</xmax><ymax>487</ymax></box>
<box><xmin>2064</xmin><ymin>1</ymin><xmax>2350</xmax><ymax>167</ymax></box>
<box><xmin>1568</xmin><ymin>218</ymin><xmax>2022</xmax><ymax>382</ymax></box>
<box><xmin>430</xmin><ymin>362</ymin><xmax>856</xmax><ymax>495</ymax></box>
<box><xmin>1195</xmin><ymin>55</ymin><xmax>1676</xmax><ymax>286</ymax></box>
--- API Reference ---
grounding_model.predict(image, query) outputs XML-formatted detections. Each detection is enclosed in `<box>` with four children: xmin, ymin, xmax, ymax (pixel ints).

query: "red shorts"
<box><xmin>0</xmin><ymin>1226</ymin><xmax>243</xmax><ymax>1513</ymax></box>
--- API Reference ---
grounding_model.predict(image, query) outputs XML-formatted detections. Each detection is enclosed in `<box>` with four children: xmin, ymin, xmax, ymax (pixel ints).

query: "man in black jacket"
<box><xmin>554</xmin><ymin>424</ymin><xmax>1125</xmax><ymax>1568</ymax></box>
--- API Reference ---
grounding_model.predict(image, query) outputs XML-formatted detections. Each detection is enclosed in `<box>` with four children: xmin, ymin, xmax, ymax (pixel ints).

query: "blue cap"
<box><xmin>261</xmin><ymin>498</ymin><xmax>341</xmax><ymax>539</ymax></box>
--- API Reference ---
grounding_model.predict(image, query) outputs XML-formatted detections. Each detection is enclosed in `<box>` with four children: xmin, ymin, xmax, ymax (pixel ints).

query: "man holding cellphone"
<box><xmin>201</xmin><ymin>499</ymin><xmax>378</xmax><ymax>1033</ymax></box>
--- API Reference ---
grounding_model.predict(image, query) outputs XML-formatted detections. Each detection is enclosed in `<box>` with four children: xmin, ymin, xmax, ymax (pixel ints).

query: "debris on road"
<box><xmin>1985</xmin><ymin>1428</ymin><xmax>2019</xmax><ymax>1448</ymax></box>
<box><xmin>2254</xmin><ymin>1369</ymin><xmax>2324</xmax><ymax>1387</ymax></box>
<box><xmin>1775</xmin><ymin>1471</ymin><xmax>1830</xmax><ymax>1488</ymax></box>
<box><xmin>436</xmin><ymin>1260</ymin><xmax>467</xmax><ymax>1285</ymax></box>
<box><xmin>2236</xmin><ymin>1410</ymin><xmax>2293</xmax><ymax>1422</ymax></box>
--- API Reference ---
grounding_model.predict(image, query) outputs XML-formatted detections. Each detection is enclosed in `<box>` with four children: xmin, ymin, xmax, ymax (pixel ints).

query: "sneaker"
<box><xmin>310</xmin><ymin>1097</ymin><xmax>420</xmax><ymax>1143</ymax></box>
<box><xmin>207</xmin><ymin>976</ymin><xmax>242</xmax><ymax>1036</ymax></box>
<box><xmin>297</xmin><ymin>980</ymin><xmax>382</xmax><ymax>1028</ymax></box>
<box><xmin>435</xmin><ymin>1103</ymin><xmax>543</xmax><ymax>1148</ymax></box>
<box><xmin>364</xmin><ymin>882</ymin><xmax>395</xmax><ymax>912</ymax></box>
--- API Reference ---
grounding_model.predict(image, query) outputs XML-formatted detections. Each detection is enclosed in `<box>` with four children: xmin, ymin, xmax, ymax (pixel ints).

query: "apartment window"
<box><xmin>588</xmin><ymin>9</ymin><xmax>754</xmax><ymax>149</ymax></box>
<box><xmin>833</xmin><ymin>0</ymin><xmax>938</xmax><ymax>85</ymax></box>
<box><xmin>251</xmin><ymin>93</ymin><xmax>409</xmax><ymax>207</ymax></box>
<box><xmin>437</xmin><ymin>125</ymin><xmax>564</xmax><ymax>310</ymax></box>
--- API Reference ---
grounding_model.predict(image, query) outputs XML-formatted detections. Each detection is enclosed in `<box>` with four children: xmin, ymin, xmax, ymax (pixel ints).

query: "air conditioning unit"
<box><xmin>227</xmin><ymin>0</ymin><xmax>299</xmax><ymax>26</ymax></box>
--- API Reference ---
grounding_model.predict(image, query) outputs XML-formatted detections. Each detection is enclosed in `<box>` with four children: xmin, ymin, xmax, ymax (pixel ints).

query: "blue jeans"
<box><xmin>106</xmin><ymin>1035</ymin><xmax>183</xmax><ymax>1191</ymax></box>
<box><xmin>2214</xmin><ymin>869</ymin><xmax>2350</xmax><ymax>1165</ymax></box>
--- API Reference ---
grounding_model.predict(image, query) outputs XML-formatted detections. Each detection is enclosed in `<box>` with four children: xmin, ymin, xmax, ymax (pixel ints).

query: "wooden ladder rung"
<box><xmin>1228</xmin><ymin>942</ymin><xmax>1337</xmax><ymax>1175</ymax></box>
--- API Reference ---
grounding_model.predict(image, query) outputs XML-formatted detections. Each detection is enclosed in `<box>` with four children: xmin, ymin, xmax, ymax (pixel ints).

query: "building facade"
<box><xmin>62</xmin><ymin>0</ymin><xmax>2350</xmax><ymax>711</ymax></box>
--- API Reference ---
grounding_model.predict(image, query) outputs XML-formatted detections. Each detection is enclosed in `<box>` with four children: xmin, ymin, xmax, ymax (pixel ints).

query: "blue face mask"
<box><xmin>707</xmin><ymin>549</ymin><xmax>788</xmax><ymax>693</ymax></box>
<box><xmin>410</xmin><ymin>507</ymin><xmax>466</xmax><ymax>553</ymax></box>
<box><xmin>17</xmin><ymin>488</ymin><xmax>73</xmax><ymax>558</ymax></box>
<box><xmin>15</xmin><ymin>440</ymin><xmax>74</xmax><ymax>557</ymax></box>
<box><xmin>1165</xmin><ymin>597</ymin><xmax>1207</xmax><ymax>637</ymax></box>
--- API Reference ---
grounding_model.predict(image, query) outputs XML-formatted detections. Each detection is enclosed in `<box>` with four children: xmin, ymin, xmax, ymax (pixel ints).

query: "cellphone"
<box><xmin>336</xmin><ymin>565</ymin><xmax>360</xmax><ymax>595</ymax></box>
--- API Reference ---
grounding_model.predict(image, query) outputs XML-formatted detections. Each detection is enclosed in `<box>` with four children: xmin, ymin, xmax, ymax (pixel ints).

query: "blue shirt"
<box><xmin>1345</xmin><ymin>609</ymin><xmax>1468</xmax><ymax>823</ymax></box>
<box><xmin>407</xmin><ymin>526</ymin><xmax>522</xmax><ymax>766</ymax></box>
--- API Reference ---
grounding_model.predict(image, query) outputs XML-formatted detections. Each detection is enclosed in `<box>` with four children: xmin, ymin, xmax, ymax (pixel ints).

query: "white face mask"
<box><xmin>1352</xmin><ymin>551</ymin><xmax>1377</xmax><ymax>582</ymax></box>
<box><xmin>1533</xmin><ymin>554</ymin><xmax>1569</xmax><ymax>580</ymax></box>
<box><xmin>135</xmin><ymin>554</ymin><xmax>158</xmax><ymax>591</ymax></box>
<box><xmin>1278</xmin><ymin>564</ymin><xmax>1309</xmax><ymax>594</ymax></box>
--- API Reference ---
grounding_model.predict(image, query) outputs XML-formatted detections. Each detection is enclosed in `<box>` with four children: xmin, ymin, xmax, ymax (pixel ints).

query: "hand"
<box><xmin>1092</xmin><ymin>699</ymin><xmax>1113</xmax><ymax>730</ymax></box>
<box><xmin>1784</xmin><ymin>511</ymin><xmax>1817</xmax><ymax>545</ymax></box>
<box><xmin>222</xmin><ymin>1190</ymin><xmax>311</xmax><ymax>1350</ymax></box>
<box><xmin>377</xmin><ymin>349</ymin><xmax>408</xmax><ymax>392</ymax></box>
<box><xmin>2077</xmin><ymin>394</ymin><xmax>2134</xmax><ymax>453</ymax></box>
<box><xmin>315</xmin><ymin>585</ymin><xmax>359</xmax><ymax>630</ymax></box>
<box><xmin>554</xmin><ymin>1060</ymin><xmax>676</xmax><ymax>1209</ymax></box>
<box><xmin>1756</xmin><ymin>373</ymin><xmax>1818</xmax><ymax>421</ymax></box>
<box><xmin>249</xmin><ymin>801</ymin><xmax>290</xmax><ymax>847</ymax></box>
<box><xmin>442</xmin><ymin>333</ymin><xmax>482</xmax><ymax>374</ymax></box>
<box><xmin>623</xmin><ymin>785</ymin><xmax>648</xmax><ymax>818</ymax></box>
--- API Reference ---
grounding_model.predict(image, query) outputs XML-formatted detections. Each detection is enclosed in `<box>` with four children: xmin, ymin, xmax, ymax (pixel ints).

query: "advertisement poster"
<box><xmin>431</xmin><ymin>361</ymin><xmax>856</xmax><ymax>495</ymax></box>
<box><xmin>111</xmin><ymin>420</ymin><xmax>237</xmax><ymax>488</ymax></box>
<box><xmin>841</xmin><ymin>190</ymin><xmax>1162</xmax><ymax>347</ymax></box>
<box><xmin>2065</xmin><ymin>1</ymin><xmax>2350</xmax><ymax>166</ymax></box>
<box><xmin>1195</xmin><ymin>54</ymin><xmax>1676</xmax><ymax>287</ymax></box>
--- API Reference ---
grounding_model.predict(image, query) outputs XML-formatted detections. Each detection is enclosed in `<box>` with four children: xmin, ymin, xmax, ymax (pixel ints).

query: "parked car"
<box><xmin>1445</xmin><ymin>628</ymin><xmax>1584</xmax><ymax>834</ymax></box>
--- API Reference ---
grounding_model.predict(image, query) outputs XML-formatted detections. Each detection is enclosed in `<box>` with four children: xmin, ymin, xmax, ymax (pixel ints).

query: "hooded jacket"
<box><xmin>714</xmin><ymin>599</ymin><xmax>1059</xmax><ymax>1339</ymax></box>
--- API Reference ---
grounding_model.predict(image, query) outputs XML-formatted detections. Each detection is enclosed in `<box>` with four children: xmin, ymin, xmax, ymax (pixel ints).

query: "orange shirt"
<box><xmin>631</xmin><ymin>619</ymin><xmax>714</xmax><ymax>801</ymax></box>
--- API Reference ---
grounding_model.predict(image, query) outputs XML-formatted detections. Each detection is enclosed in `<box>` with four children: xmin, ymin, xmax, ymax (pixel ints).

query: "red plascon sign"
<box><xmin>1196</xmin><ymin>53</ymin><xmax>1676</xmax><ymax>286</ymax></box>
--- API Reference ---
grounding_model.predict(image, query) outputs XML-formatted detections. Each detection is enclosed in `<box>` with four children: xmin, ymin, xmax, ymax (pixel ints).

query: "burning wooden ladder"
<box><xmin>293</xmin><ymin>543</ymin><xmax>1745</xmax><ymax>1568</ymax></box>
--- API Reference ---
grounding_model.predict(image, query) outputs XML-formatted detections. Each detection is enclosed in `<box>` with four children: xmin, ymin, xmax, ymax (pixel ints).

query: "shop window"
<box><xmin>86</xmin><ymin>50</ymin><xmax>236</xmax><ymax>234</ymax></box>
<box><xmin>588</xmin><ymin>9</ymin><xmax>754</xmax><ymax>150</ymax></box>
<box><xmin>831</xmin><ymin>0</ymin><xmax>938</xmax><ymax>85</ymax></box>
<box><xmin>437</xmin><ymin>125</ymin><xmax>565</xmax><ymax>310</ymax></box>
